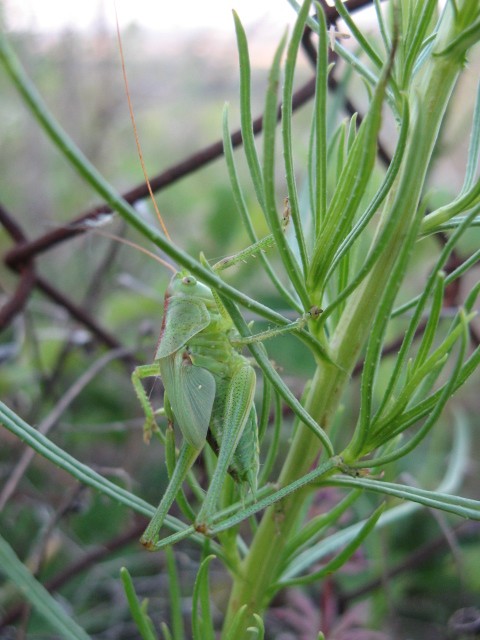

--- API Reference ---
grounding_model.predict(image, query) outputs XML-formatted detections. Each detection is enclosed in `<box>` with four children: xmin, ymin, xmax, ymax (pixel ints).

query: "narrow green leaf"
<box><xmin>282</xmin><ymin>0</ymin><xmax>311</xmax><ymax>274</ymax></box>
<box><xmin>322</xmin><ymin>98</ymin><xmax>409</xmax><ymax>300</ymax></box>
<box><xmin>410</xmin><ymin>272</ymin><xmax>446</xmax><ymax>376</ymax></box>
<box><xmin>160</xmin><ymin>623</ymin><xmax>173</xmax><ymax>640</ymax></box>
<box><xmin>393</xmin><ymin>240</ymin><xmax>480</xmax><ymax>318</ymax></box>
<box><xmin>461</xmin><ymin>81</ymin><xmax>480</xmax><ymax>193</ymax></box>
<box><xmin>285</xmin><ymin>419</ymin><xmax>468</xmax><ymax>580</ymax></box>
<box><xmin>275</xmin><ymin>503</ymin><xmax>385</xmax><ymax>588</ymax></box>
<box><xmin>367</xmin><ymin>311</ymin><xmax>469</xmax><ymax>459</ymax></box>
<box><xmin>332</xmin><ymin>41</ymin><xmax>398</xmax><ymax>114</ymax></box>
<box><xmin>334</xmin><ymin>0</ymin><xmax>385</xmax><ymax>71</ymax></box>
<box><xmin>313</xmin><ymin>2</ymin><xmax>328</xmax><ymax>237</ymax></box>
<box><xmin>327</xmin><ymin>474</ymin><xmax>480</xmax><ymax>520</ymax></box>
<box><xmin>374</xmin><ymin>0</ymin><xmax>392</xmax><ymax>51</ymax></box>
<box><xmin>120</xmin><ymin>567</ymin><xmax>157</xmax><ymax>640</ymax></box>
<box><xmin>345</xmin><ymin>112</ymin><xmax>358</xmax><ymax>153</ymax></box>
<box><xmin>192</xmin><ymin>555</ymin><xmax>216</xmax><ymax>640</ymax></box>
<box><xmin>251</xmin><ymin>614</ymin><xmax>265</xmax><ymax>639</ymax></box>
<box><xmin>223</xmin><ymin>605</ymin><xmax>249</xmax><ymax>640</ymax></box>
<box><xmin>401</xmin><ymin>0</ymin><xmax>437</xmax><ymax>85</ymax></box>
<box><xmin>412</xmin><ymin>32</ymin><xmax>441</xmax><ymax>77</ymax></box>
<box><xmin>380</xmin><ymin>204</ymin><xmax>480</xmax><ymax>419</ymax></box>
<box><xmin>262</xmin><ymin>30</ymin><xmax>310</xmax><ymax>307</ymax></box>
<box><xmin>344</xmin><ymin>199</ymin><xmax>427</xmax><ymax>459</ymax></box>
<box><xmin>380</xmin><ymin>317</ymin><xmax>471</xmax><ymax>434</ymax></box>
<box><xmin>165</xmin><ymin>547</ymin><xmax>185</xmax><ymax>640</ymax></box>
<box><xmin>0</xmin><ymin>402</ymin><xmax>222</xmax><ymax>554</ymax></box>
<box><xmin>221</xmin><ymin>107</ymin><xmax>301</xmax><ymax>311</ymax></box>
<box><xmin>281</xmin><ymin>490</ymin><xmax>361</xmax><ymax>565</ymax></box>
<box><xmin>308</xmin><ymin>39</ymin><xmax>397</xmax><ymax>297</ymax></box>
<box><xmin>333</xmin><ymin>120</ymin><xmax>347</xmax><ymax>188</ymax></box>
<box><xmin>374</xmin><ymin>339</ymin><xmax>480</xmax><ymax>443</ymax></box>
<box><xmin>232</xmin><ymin>10</ymin><xmax>266</xmax><ymax>212</ymax></box>
<box><xmin>434</xmin><ymin>17</ymin><xmax>480</xmax><ymax>60</ymax></box>
<box><xmin>421</xmin><ymin>181</ymin><xmax>480</xmax><ymax>234</ymax></box>
<box><xmin>0</xmin><ymin>534</ymin><xmax>91</xmax><ymax>640</ymax></box>
<box><xmin>258</xmin><ymin>389</ymin><xmax>282</xmax><ymax>484</ymax></box>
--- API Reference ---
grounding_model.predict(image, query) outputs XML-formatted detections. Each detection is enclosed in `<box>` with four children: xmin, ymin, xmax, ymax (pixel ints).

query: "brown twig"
<box><xmin>4</xmin><ymin>76</ymin><xmax>317</xmax><ymax>272</ymax></box>
<box><xmin>0</xmin><ymin>203</ymin><xmax>36</xmax><ymax>329</ymax></box>
<box><xmin>0</xmin><ymin>202</ymin><xmax>138</xmax><ymax>362</ymax></box>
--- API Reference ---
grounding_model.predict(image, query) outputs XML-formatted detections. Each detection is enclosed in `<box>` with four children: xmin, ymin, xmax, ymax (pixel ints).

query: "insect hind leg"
<box><xmin>195</xmin><ymin>364</ymin><xmax>256</xmax><ymax>532</ymax></box>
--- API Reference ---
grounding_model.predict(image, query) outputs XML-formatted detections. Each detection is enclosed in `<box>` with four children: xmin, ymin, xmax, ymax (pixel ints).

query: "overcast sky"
<box><xmin>4</xmin><ymin>0</ymin><xmax>312</xmax><ymax>35</ymax></box>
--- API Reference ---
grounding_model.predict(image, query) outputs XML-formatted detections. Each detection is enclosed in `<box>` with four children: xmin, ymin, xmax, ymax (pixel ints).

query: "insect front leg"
<box><xmin>231</xmin><ymin>307</ymin><xmax>322</xmax><ymax>347</ymax></box>
<box><xmin>195</xmin><ymin>364</ymin><xmax>257</xmax><ymax>533</ymax></box>
<box><xmin>131</xmin><ymin>362</ymin><xmax>163</xmax><ymax>443</ymax></box>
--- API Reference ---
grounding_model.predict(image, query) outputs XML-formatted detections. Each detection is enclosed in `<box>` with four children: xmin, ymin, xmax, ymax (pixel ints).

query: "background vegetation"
<box><xmin>1</xmin><ymin>1</ymin><xmax>480</xmax><ymax>638</ymax></box>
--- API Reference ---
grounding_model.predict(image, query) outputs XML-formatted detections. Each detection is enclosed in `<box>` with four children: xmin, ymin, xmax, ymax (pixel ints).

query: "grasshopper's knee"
<box><xmin>142</xmin><ymin>418</ymin><xmax>160</xmax><ymax>444</ymax></box>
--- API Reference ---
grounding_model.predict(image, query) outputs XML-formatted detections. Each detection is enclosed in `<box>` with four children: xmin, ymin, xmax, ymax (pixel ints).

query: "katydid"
<box><xmin>132</xmin><ymin>270</ymin><xmax>260</xmax><ymax>548</ymax></box>
<box><xmin>132</xmin><ymin>266</ymin><xmax>317</xmax><ymax>549</ymax></box>
<box><xmin>115</xmin><ymin>15</ymin><xmax>317</xmax><ymax>550</ymax></box>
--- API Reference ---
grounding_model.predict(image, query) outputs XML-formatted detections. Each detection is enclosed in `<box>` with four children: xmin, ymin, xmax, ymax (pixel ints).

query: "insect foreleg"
<box><xmin>231</xmin><ymin>309</ymin><xmax>322</xmax><ymax>347</ymax></box>
<box><xmin>211</xmin><ymin>234</ymin><xmax>276</xmax><ymax>272</ymax></box>
<box><xmin>140</xmin><ymin>441</ymin><xmax>200</xmax><ymax>550</ymax></box>
<box><xmin>131</xmin><ymin>362</ymin><xmax>162</xmax><ymax>443</ymax></box>
<box><xmin>211</xmin><ymin>197</ymin><xmax>290</xmax><ymax>272</ymax></box>
<box><xmin>195</xmin><ymin>364</ymin><xmax>257</xmax><ymax>532</ymax></box>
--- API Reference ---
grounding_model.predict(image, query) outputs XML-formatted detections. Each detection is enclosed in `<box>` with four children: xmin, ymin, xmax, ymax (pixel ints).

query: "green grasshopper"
<box><xmin>132</xmin><ymin>269</ymin><xmax>261</xmax><ymax>548</ymax></box>
<box><xmin>133</xmin><ymin>239</ymin><xmax>315</xmax><ymax>549</ymax></box>
<box><xmin>115</xmin><ymin>22</ymin><xmax>315</xmax><ymax>550</ymax></box>
<box><xmin>127</xmin><ymin>197</ymin><xmax>303</xmax><ymax>550</ymax></box>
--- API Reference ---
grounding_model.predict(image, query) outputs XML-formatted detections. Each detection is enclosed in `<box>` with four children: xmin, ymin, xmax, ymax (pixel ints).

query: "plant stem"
<box><xmin>223</xmin><ymin>3</ymin><xmax>470</xmax><ymax>635</ymax></box>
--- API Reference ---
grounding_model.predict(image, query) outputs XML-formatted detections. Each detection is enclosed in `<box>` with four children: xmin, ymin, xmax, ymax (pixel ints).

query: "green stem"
<box><xmin>223</xmin><ymin>3</ymin><xmax>469</xmax><ymax>634</ymax></box>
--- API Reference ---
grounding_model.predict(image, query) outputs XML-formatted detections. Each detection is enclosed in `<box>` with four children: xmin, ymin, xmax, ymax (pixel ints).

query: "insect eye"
<box><xmin>182</xmin><ymin>276</ymin><xmax>196</xmax><ymax>286</ymax></box>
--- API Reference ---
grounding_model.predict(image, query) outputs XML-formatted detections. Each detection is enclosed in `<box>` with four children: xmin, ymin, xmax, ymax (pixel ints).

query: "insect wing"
<box><xmin>155</xmin><ymin>297</ymin><xmax>210</xmax><ymax>359</ymax></box>
<box><xmin>161</xmin><ymin>350</ymin><xmax>216</xmax><ymax>450</ymax></box>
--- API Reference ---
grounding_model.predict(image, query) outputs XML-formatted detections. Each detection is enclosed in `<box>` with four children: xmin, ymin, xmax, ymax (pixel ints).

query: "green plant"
<box><xmin>1</xmin><ymin>0</ymin><xmax>480</xmax><ymax>637</ymax></box>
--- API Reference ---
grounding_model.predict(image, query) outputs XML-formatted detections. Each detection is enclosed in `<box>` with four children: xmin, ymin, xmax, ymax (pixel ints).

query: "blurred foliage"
<box><xmin>1</xmin><ymin>4</ymin><xmax>480</xmax><ymax>639</ymax></box>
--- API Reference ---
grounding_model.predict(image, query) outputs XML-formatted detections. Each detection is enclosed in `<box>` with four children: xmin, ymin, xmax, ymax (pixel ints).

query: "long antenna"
<box><xmin>83</xmin><ymin>225</ymin><xmax>176</xmax><ymax>273</ymax></box>
<box><xmin>114</xmin><ymin>3</ymin><xmax>172</xmax><ymax>242</ymax></box>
